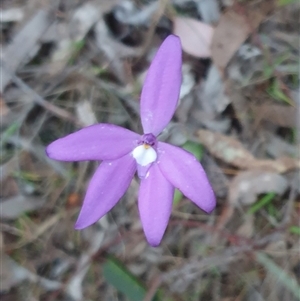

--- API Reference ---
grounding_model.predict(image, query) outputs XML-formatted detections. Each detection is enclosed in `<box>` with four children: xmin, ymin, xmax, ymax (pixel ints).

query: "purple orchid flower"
<box><xmin>46</xmin><ymin>35</ymin><xmax>216</xmax><ymax>246</ymax></box>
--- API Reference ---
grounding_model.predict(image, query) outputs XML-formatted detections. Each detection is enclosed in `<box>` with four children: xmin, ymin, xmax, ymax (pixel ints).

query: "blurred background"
<box><xmin>0</xmin><ymin>0</ymin><xmax>299</xmax><ymax>300</ymax></box>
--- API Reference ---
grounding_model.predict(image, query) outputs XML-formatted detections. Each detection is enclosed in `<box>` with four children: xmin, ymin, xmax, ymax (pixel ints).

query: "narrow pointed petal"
<box><xmin>157</xmin><ymin>142</ymin><xmax>216</xmax><ymax>213</ymax></box>
<box><xmin>75</xmin><ymin>155</ymin><xmax>136</xmax><ymax>229</ymax></box>
<box><xmin>138</xmin><ymin>164</ymin><xmax>174</xmax><ymax>246</ymax></box>
<box><xmin>46</xmin><ymin>124</ymin><xmax>140</xmax><ymax>161</ymax></box>
<box><xmin>140</xmin><ymin>35</ymin><xmax>182</xmax><ymax>136</ymax></box>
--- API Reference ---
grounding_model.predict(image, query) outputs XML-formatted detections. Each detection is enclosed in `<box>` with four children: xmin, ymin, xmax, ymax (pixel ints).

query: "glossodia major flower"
<box><xmin>46</xmin><ymin>35</ymin><xmax>216</xmax><ymax>246</ymax></box>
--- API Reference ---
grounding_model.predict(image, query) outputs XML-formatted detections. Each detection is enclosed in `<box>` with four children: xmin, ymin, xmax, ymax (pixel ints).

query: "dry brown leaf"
<box><xmin>0</xmin><ymin>177</ymin><xmax>19</xmax><ymax>199</ymax></box>
<box><xmin>211</xmin><ymin>3</ymin><xmax>274</xmax><ymax>71</ymax></box>
<box><xmin>237</xmin><ymin>214</ymin><xmax>254</xmax><ymax>238</ymax></box>
<box><xmin>252</xmin><ymin>103</ymin><xmax>297</xmax><ymax>128</ymax></box>
<box><xmin>228</xmin><ymin>170</ymin><xmax>288</xmax><ymax>205</ymax></box>
<box><xmin>197</xmin><ymin>129</ymin><xmax>299</xmax><ymax>173</ymax></box>
<box><xmin>0</xmin><ymin>97</ymin><xmax>10</xmax><ymax>117</ymax></box>
<box><xmin>197</xmin><ymin>129</ymin><xmax>256</xmax><ymax>169</ymax></box>
<box><xmin>173</xmin><ymin>17</ymin><xmax>214</xmax><ymax>58</ymax></box>
<box><xmin>251</xmin><ymin>157</ymin><xmax>300</xmax><ymax>173</ymax></box>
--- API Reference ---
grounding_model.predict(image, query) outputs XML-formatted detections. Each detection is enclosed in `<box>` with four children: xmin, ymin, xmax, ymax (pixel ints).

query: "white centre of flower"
<box><xmin>132</xmin><ymin>144</ymin><xmax>157</xmax><ymax>166</ymax></box>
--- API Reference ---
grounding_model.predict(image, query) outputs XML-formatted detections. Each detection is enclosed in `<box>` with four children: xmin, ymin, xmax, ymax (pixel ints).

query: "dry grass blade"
<box><xmin>1</xmin><ymin>9</ymin><xmax>54</xmax><ymax>92</ymax></box>
<box><xmin>252</xmin><ymin>103</ymin><xmax>297</xmax><ymax>128</ymax></box>
<box><xmin>4</xmin><ymin>209</ymin><xmax>77</xmax><ymax>251</ymax></box>
<box><xmin>10</xmin><ymin>74</ymin><xmax>81</xmax><ymax>125</ymax></box>
<box><xmin>256</xmin><ymin>252</ymin><xmax>300</xmax><ymax>300</ymax></box>
<box><xmin>1</xmin><ymin>254</ymin><xmax>62</xmax><ymax>291</ymax></box>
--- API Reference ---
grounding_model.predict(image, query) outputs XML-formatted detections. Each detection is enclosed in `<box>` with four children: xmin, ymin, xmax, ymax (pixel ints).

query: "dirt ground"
<box><xmin>1</xmin><ymin>0</ymin><xmax>299</xmax><ymax>300</ymax></box>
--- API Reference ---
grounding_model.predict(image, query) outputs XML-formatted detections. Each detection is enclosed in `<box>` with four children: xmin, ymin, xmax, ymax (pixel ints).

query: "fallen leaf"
<box><xmin>179</xmin><ymin>64</ymin><xmax>196</xmax><ymax>100</ymax></box>
<box><xmin>76</xmin><ymin>100</ymin><xmax>97</xmax><ymax>126</ymax></box>
<box><xmin>197</xmin><ymin>129</ymin><xmax>256</xmax><ymax>169</ymax></box>
<box><xmin>0</xmin><ymin>177</ymin><xmax>19</xmax><ymax>199</ymax></box>
<box><xmin>69</xmin><ymin>3</ymin><xmax>101</xmax><ymax>41</ymax></box>
<box><xmin>173</xmin><ymin>17</ymin><xmax>214</xmax><ymax>58</ymax></box>
<box><xmin>0</xmin><ymin>195</ymin><xmax>46</xmax><ymax>219</ymax></box>
<box><xmin>265</xmin><ymin>134</ymin><xmax>298</xmax><ymax>158</ymax></box>
<box><xmin>197</xmin><ymin>129</ymin><xmax>300</xmax><ymax>173</ymax></box>
<box><xmin>0</xmin><ymin>97</ymin><xmax>10</xmax><ymax>117</ymax></box>
<box><xmin>252</xmin><ymin>103</ymin><xmax>297</xmax><ymax>128</ymax></box>
<box><xmin>196</xmin><ymin>64</ymin><xmax>231</xmax><ymax>113</ymax></box>
<box><xmin>202</xmin><ymin>153</ymin><xmax>229</xmax><ymax>198</ymax></box>
<box><xmin>228</xmin><ymin>170</ymin><xmax>288</xmax><ymax>205</ymax></box>
<box><xmin>252</xmin><ymin>157</ymin><xmax>300</xmax><ymax>173</ymax></box>
<box><xmin>211</xmin><ymin>3</ymin><xmax>274</xmax><ymax>71</ymax></box>
<box><xmin>0</xmin><ymin>7</ymin><xmax>24</xmax><ymax>23</ymax></box>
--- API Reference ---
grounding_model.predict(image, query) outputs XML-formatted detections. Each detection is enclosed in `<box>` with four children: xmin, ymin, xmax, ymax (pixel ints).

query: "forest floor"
<box><xmin>1</xmin><ymin>0</ymin><xmax>299</xmax><ymax>300</ymax></box>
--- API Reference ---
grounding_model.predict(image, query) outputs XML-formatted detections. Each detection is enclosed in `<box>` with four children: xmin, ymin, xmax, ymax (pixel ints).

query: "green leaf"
<box><xmin>267</xmin><ymin>78</ymin><xmax>294</xmax><ymax>106</ymax></box>
<box><xmin>173</xmin><ymin>189</ymin><xmax>183</xmax><ymax>205</ymax></box>
<box><xmin>277</xmin><ymin>0</ymin><xmax>298</xmax><ymax>6</ymax></box>
<box><xmin>90</xmin><ymin>66</ymin><xmax>107</xmax><ymax>76</ymax></box>
<box><xmin>1</xmin><ymin>122</ymin><xmax>20</xmax><ymax>146</ymax></box>
<box><xmin>266</xmin><ymin>203</ymin><xmax>279</xmax><ymax>219</ymax></box>
<box><xmin>263</xmin><ymin>62</ymin><xmax>274</xmax><ymax>79</ymax></box>
<box><xmin>102</xmin><ymin>257</ymin><xmax>160</xmax><ymax>301</ymax></box>
<box><xmin>68</xmin><ymin>39</ymin><xmax>86</xmax><ymax>64</ymax></box>
<box><xmin>289</xmin><ymin>226</ymin><xmax>300</xmax><ymax>235</ymax></box>
<box><xmin>173</xmin><ymin>141</ymin><xmax>204</xmax><ymax>205</ymax></box>
<box><xmin>182</xmin><ymin>141</ymin><xmax>204</xmax><ymax>161</ymax></box>
<box><xmin>256</xmin><ymin>252</ymin><xmax>300</xmax><ymax>299</ymax></box>
<box><xmin>247</xmin><ymin>192</ymin><xmax>276</xmax><ymax>214</ymax></box>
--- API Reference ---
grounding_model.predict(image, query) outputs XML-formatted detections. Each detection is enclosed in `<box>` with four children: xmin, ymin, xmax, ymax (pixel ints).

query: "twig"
<box><xmin>10</xmin><ymin>73</ymin><xmax>82</xmax><ymax>125</ymax></box>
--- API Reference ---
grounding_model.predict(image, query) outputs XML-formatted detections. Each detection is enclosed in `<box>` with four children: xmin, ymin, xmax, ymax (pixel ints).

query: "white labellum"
<box><xmin>132</xmin><ymin>145</ymin><xmax>157</xmax><ymax>166</ymax></box>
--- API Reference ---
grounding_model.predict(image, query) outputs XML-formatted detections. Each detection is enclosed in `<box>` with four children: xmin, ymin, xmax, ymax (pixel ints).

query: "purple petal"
<box><xmin>138</xmin><ymin>164</ymin><xmax>174</xmax><ymax>246</ymax></box>
<box><xmin>46</xmin><ymin>124</ymin><xmax>140</xmax><ymax>161</ymax></box>
<box><xmin>140</xmin><ymin>35</ymin><xmax>182</xmax><ymax>136</ymax></box>
<box><xmin>157</xmin><ymin>142</ymin><xmax>216</xmax><ymax>213</ymax></box>
<box><xmin>75</xmin><ymin>155</ymin><xmax>136</xmax><ymax>229</ymax></box>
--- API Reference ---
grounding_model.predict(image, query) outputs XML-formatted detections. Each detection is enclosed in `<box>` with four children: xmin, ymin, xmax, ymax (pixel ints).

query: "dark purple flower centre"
<box><xmin>139</xmin><ymin>133</ymin><xmax>156</xmax><ymax>147</ymax></box>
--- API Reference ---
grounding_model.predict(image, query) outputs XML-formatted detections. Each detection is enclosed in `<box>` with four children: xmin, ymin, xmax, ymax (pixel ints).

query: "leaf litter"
<box><xmin>0</xmin><ymin>0</ymin><xmax>299</xmax><ymax>300</ymax></box>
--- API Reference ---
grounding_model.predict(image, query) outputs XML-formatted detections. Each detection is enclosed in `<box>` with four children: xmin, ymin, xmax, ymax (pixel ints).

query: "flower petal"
<box><xmin>75</xmin><ymin>155</ymin><xmax>136</xmax><ymax>229</ymax></box>
<box><xmin>157</xmin><ymin>142</ymin><xmax>216</xmax><ymax>213</ymax></box>
<box><xmin>46</xmin><ymin>124</ymin><xmax>140</xmax><ymax>161</ymax></box>
<box><xmin>138</xmin><ymin>164</ymin><xmax>174</xmax><ymax>246</ymax></box>
<box><xmin>140</xmin><ymin>35</ymin><xmax>182</xmax><ymax>136</ymax></box>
